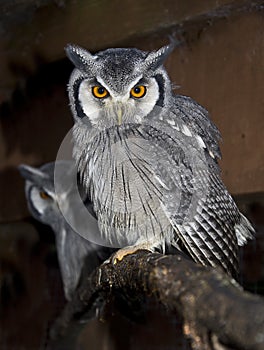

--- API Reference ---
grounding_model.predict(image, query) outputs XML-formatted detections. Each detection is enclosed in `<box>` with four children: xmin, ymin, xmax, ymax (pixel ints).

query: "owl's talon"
<box><xmin>110</xmin><ymin>247</ymin><xmax>138</xmax><ymax>265</ymax></box>
<box><xmin>110</xmin><ymin>244</ymin><xmax>155</xmax><ymax>265</ymax></box>
<box><xmin>113</xmin><ymin>258</ymin><xmax>119</xmax><ymax>265</ymax></box>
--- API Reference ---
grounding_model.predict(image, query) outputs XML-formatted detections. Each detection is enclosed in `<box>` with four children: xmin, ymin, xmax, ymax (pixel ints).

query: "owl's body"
<box><xmin>66</xmin><ymin>43</ymin><xmax>254</xmax><ymax>277</ymax></box>
<box><xmin>19</xmin><ymin>161</ymin><xmax>110</xmax><ymax>300</ymax></box>
<box><xmin>74</xmin><ymin>123</ymin><xmax>175</xmax><ymax>249</ymax></box>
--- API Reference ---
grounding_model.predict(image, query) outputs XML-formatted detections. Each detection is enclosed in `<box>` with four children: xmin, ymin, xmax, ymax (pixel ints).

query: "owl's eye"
<box><xmin>39</xmin><ymin>191</ymin><xmax>51</xmax><ymax>200</ymax></box>
<box><xmin>130</xmin><ymin>85</ymin><xmax>146</xmax><ymax>98</ymax></box>
<box><xmin>92</xmin><ymin>86</ymin><xmax>109</xmax><ymax>99</ymax></box>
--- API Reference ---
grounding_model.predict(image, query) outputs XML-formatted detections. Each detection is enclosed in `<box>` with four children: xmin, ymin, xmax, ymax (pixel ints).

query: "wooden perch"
<box><xmin>50</xmin><ymin>250</ymin><xmax>264</xmax><ymax>350</ymax></box>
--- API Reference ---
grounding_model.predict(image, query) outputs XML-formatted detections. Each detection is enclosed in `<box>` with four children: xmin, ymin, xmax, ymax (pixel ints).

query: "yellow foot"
<box><xmin>111</xmin><ymin>243</ymin><xmax>155</xmax><ymax>265</ymax></box>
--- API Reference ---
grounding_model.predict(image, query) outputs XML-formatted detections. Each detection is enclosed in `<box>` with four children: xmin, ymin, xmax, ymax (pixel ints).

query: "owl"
<box><xmin>19</xmin><ymin>161</ymin><xmax>112</xmax><ymax>300</ymax></box>
<box><xmin>65</xmin><ymin>42</ymin><xmax>254</xmax><ymax>278</ymax></box>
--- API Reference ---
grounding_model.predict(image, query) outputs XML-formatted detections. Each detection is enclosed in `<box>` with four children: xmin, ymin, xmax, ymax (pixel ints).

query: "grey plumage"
<box><xmin>19</xmin><ymin>161</ymin><xmax>110</xmax><ymax>300</ymax></box>
<box><xmin>65</xmin><ymin>42</ymin><xmax>254</xmax><ymax>278</ymax></box>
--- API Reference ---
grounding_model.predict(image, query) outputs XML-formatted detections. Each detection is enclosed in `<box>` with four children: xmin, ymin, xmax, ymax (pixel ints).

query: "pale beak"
<box><xmin>117</xmin><ymin>107</ymin><xmax>122</xmax><ymax>125</ymax></box>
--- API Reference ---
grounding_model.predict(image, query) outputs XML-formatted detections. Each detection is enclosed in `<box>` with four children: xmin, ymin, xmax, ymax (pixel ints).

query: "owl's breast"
<box><xmin>94</xmin><ymin>134</ymin><xmax>161</xmax><ymax>211</ymax></box>
<box><xmin>85</xmin><ymin>126</ymin><xmax>172</xmax><ymax>246</ymax></box>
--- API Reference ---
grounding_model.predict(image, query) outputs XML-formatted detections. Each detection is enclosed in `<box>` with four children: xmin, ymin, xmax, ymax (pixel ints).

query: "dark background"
<box><xmin>0</xmin><ymin>1</ymin><xmax>264</xmax><ymax>349</ymax></box>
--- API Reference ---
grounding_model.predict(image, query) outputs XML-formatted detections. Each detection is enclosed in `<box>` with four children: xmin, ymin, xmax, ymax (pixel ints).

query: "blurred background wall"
<box><xmin>0</xmin><ymin>1</ymin><xmax>263</xmax><ymax>349</ymax></box>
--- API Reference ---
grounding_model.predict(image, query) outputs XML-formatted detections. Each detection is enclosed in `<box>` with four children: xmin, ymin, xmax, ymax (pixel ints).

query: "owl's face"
<box><xmin>66</xmin><ymin>43</ymin><xmax>174</xmax><ymax>130</ymax></box>
<box><xmin>19</xmin><ymin>162</ymin><xmax>76</xmax><ymax>229</ymax></box>
<box><xmin>19</xmin><ymin>163</ymin><xmax>60</xmax><ymax>226</ymax></box>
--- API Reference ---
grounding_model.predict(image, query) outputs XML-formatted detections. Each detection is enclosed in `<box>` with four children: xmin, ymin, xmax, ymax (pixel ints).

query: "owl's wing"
<box><xmin>169</xmin><ymin>172</ymin><xmax>242</xmax><ymax>278</ymax></box>
<box><xmin>158</xmin><ymin>163</ymin><xmax>243</xmax><ymax>277</ymax></box>
<box><xmin>172</xmin><ymin>94</ymin><xmax>222</xmax><ymax>160</ymax></box>
<box><xmin>143</xmin><ymin>119</ymin><xmax>253</xmax><ymax>278</ymax></box>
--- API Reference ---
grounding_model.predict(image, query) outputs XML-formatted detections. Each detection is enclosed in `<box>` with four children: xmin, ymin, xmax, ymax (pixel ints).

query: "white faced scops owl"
<box><xmin>65</xmin><ymin>42</ymin><xmax>254</xmax><ymax>278</ymax></box>
<box><xmin>19</xmin><ymin>161</ymin><xmax>111</xmax><ymax>300</ymax></box>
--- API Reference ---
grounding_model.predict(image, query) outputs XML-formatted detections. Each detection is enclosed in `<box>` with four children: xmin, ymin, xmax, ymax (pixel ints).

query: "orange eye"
<box><xmin>92</xmin><ymin>86</ymin><xmax>109</xmax><ymax>99</ymax></box>
<box><xmin>39</xmin><ymin>191</ymin><xmax>51</xmax><ymax>200</ymax></box>
<box><xmin>130</xmin><ymin>85</ymin><xmax>146</xmax><ymax>98</ymax></box>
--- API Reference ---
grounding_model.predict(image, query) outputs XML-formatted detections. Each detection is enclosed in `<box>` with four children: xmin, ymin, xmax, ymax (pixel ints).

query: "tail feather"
<box><xmin>235</xmin><ymin>214</ymin><xmax>255</xmax><ymax>246</ymax></box>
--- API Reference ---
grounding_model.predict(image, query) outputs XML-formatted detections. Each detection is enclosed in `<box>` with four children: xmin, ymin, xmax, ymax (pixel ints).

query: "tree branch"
<box><xmin>50</xmin><ymin>250</ymin><xmax>264</xmax><ymax>350</ymax></box>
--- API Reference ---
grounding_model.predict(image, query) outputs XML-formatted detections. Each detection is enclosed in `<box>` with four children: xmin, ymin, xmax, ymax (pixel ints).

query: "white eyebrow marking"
<box><xmin>96</xmin><ymin>75</ymin><xmax>146</xmax><ymax>98</ymax></box>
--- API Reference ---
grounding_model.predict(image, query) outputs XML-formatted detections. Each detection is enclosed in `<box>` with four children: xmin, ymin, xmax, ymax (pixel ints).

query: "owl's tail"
<box><xmin>235</xmin><ymin>213</ymin><xmax>255</xmax><ymax>246</ymax></box>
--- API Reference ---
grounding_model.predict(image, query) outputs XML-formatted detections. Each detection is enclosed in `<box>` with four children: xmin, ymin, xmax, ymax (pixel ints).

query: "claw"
<box><xmin>111</xmin><ymin>247</ymin><xmax>139</xmax><ymax>265</ymax></box>
<box><xmin>110</xmin><ymin>242</ymin><xmax>156</xmax><ymax>265</ymax></box>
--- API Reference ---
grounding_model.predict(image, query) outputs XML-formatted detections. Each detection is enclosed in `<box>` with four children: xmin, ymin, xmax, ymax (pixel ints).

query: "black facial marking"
<box><xmin>73</xmin><ymin>77</ymin><xmax>87</xmax><ymax>119</ymax></box>
<box><xmin>154</xmin><ymin>74</ymin><xmax>165</xmax><ymax>107</ymax></box>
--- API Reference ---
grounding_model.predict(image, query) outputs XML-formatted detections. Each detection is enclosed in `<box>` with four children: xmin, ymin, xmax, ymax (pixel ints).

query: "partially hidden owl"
<box><xmin>19</xmin><ymin>161</ymin><xmax>112</xmax><ymax>300</ymax></box>
<box><xmin>65</xmin><ymin>42</ymin><xmax>254</xmax><ymax>278</ymax></box>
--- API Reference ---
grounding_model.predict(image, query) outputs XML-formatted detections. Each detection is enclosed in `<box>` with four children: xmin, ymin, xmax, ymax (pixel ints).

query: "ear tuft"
<box><xmin>18</xmin><ymin>164</ymin><xmax>47</xmax><ymax>183</ymax></box>
<box><xmin>143</xmin><ymin>38</ymin><xmax>177</xmax><ymax>72</ymax></box>
<box><xmin>65</xmin><ymin>44</ymin><xmax>98</xmax><ymax>73</ymax></box>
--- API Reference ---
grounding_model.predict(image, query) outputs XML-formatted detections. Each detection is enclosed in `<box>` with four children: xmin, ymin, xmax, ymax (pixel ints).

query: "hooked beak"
<box><xmin>117</xmin><ymin>107</ymin><xmax>122</xmax><ymax>125</ymax></box>
<box><xmin>111</xmin><ymin>101</ymin><xmax>129</xmax><ymax>126</ymax></box>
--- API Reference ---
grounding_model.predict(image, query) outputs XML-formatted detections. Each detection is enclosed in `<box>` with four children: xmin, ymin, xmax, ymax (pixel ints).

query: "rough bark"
<box><xmin>49</xmin><ymin>250</ymin><xmax>264</xmax><ymax>350</ymax></box>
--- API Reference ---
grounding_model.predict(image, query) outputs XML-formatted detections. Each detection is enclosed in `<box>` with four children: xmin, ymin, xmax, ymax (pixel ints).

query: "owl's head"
<box><xmin>65</xmin><ymin>42</ymin><xmax>174</xmax><ymax>129</ymax></box>
<box><xmin>19</xmin><ymin>161</ymin><xmax>73</xmax><ymax>229</ymax></box>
